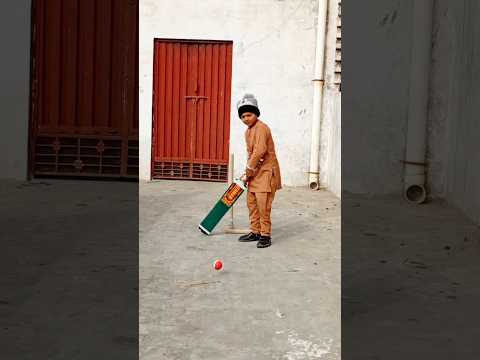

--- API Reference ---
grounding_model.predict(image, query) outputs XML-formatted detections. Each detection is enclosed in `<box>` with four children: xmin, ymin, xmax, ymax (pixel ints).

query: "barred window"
<box><xmin>334</xmin><ymin>1</ymin><xmax>341</xmax><ymax>92</ymax></box>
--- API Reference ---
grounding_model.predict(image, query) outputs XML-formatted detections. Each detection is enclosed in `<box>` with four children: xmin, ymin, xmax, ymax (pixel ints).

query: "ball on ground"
<box><xmin>213</xmin><ymin>259</ymin><xmax>223</xmax><ymax>271</ymax></box>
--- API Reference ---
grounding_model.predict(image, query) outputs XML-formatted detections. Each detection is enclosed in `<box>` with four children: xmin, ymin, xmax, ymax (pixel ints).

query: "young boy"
<box><xmin>237</xmin><ymin>94</ymin><xmax>282</xmax><ymax>248</ymax></box>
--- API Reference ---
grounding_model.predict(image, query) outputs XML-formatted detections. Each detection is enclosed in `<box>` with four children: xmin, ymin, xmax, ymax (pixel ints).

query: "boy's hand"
<box><xmin>245</xmin><ymin>165</ymin><xmax>256</xmax><ymax>178</ymax></box>
<box><xmin>240</xmin><ymin>173</ymin><xmax>248</xmax><ymax>184</ymax></box>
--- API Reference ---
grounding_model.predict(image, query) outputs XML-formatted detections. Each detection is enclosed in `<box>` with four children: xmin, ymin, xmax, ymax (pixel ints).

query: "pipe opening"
<box><xmin>309</xmin><ymin>181</ymin><xmax>320</xmax><ymax>190</ymax></box>
<box><xmin>405</xmin><ymin>184</ymin><xmax>427</xmax><ymax>204</ymax></box>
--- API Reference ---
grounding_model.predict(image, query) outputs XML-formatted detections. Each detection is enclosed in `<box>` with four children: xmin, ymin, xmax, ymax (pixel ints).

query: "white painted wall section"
<box><xmin>319</xmin><ymin>0</ymin><xmax>341</xmax><ymax>197</ymax></box>
<box><xmin>139</xmin><ymin>0</ymin><xmax>320</xmax><ymax>186</ymax></box>
<box><xmin>429</xmin><ymin>0</ymin><xmax>480</xmax><ymax>225</ymax></box>
<box><xmin>342</xmin><ymin>0</ymin><xmax>414</xmax><ymax>195</ymax></box>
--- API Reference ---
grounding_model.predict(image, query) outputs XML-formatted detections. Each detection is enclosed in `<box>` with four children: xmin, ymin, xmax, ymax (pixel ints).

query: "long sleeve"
<box><xmin>245</xmin><ymin>131</ymin><xmax>251</xmax><ymax>159</ymax></box>
<box><xmin>246</xmin><ymin>126</ymin><xmax>268</xmax><ymax>176</ymax></box>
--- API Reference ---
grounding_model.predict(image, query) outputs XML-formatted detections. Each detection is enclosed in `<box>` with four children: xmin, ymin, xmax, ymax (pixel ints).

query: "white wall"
<box><xmin>343</xmin><ymin>0</ymin><xmax>479</xmax><ymax>224</ymax></box>
<box><xmin>428</xmin><ymin>0</ymin><xmax>480</xmax><ymax>225</ymax></box>
<box><xmin>321</xmin><ymin>89</ymin><xmax>341</xmax><ymax>197</ymax></box>
<box><xmin>0</xmin><ymin>0</ymin><xmax>31</xmax><ymax>180</ymax></box>
<box><xmin>319</xmin><ymin>0</ymin><xmax>341</xmax><ymax>197</ymax></box>
<box><xmin>342</xmin><ymin>0</ymin><xmax>414</xmax><ymax>195</ymax></box>
<box><xmin>139</xmin><ymin>0</ymin><xmax>321</xmax><ymax>186</ymax></box>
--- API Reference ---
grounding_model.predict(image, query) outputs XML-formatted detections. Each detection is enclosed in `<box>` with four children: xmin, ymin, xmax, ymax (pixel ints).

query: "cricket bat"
<box><xmin>198</xmin><ymin>178</ymin><xmax>247</xmax><ymax>235</ymax></box>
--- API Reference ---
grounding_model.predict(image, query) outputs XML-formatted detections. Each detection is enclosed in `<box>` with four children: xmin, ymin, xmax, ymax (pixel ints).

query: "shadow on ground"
<box><xmin>0</xmin><ymin>179</ymin><xmax>138</xmax><ymax>360</ymax></box>
<box><xmin>342</xmin><ymin>192</ymin><xmax>480</xmax><ymax>359</ymax></box>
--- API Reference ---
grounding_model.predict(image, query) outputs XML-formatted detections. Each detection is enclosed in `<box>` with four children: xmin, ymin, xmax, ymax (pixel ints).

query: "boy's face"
<box><xmin>241</xmin><ymin>112</ymin><xmax>257</xmax><ymax>127</ymax></box>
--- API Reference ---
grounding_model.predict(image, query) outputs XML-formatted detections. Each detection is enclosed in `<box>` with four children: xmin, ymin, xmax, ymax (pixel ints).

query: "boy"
<box><xmin>237</xmin><ymin>94</ymin><xmax>282</xmax><ymax>248</ymax></box>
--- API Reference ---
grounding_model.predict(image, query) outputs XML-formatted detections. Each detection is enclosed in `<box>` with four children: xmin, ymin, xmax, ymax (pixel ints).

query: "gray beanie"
<box><xmin>237</xmin><ymin>93</ymin><xmax>260</xmax><ymax>118</ymax></box>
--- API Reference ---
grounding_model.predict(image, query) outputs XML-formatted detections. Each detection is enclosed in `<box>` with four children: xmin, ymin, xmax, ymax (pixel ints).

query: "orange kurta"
<box><xmin>245</xmin><ymin>119</ymin><xmax>282</xmax><ymax>192</ymax></box>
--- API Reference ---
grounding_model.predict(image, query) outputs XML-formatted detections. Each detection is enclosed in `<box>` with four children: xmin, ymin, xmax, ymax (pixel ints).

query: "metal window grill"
<box><xmin>334</xmin><ymin>1</ymin><xmax>342</xmax><ymax>92</ymax></box>
<box><xmin>34</xmin><ymin>135</ymin><xmax>138</xmax><ymax>177</ymax></box>
<box><xmin>152</xmin><ymin>161</ymin><xmax>228</xmax><ymax>182</ymax></box>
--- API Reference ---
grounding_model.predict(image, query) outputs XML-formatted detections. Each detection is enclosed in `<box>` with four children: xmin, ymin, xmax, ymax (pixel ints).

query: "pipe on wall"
<box><xmin>403</xmin><ymin>0</ymin><xmax>434</xmax><ymax>204</ymax></box>
<box><xmin>308</xmin><ymin>0</ymin><xmax>329</xmax><ymax>190</ymax></box>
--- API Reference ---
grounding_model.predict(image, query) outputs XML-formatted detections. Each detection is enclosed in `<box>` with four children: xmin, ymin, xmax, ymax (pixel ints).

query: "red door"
<box><xmin>152</xmin><ymin>39</ymin><xmax>233</xmax><ymax>182</ymax></box>
<box><xmin>29</xmin><ymin>0</ymin><xmax>138</xmax><ymax>178</ymax></box>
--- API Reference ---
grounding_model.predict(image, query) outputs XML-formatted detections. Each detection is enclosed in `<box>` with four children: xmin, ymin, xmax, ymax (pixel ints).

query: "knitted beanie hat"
<box><xmin>237</xmin><ymin>93</ymin><xmax>260</xmax><ymax>118</ymax></box>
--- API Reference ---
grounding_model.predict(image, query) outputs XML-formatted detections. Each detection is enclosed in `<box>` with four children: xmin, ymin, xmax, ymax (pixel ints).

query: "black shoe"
<box><xmin>238</xmin><ymin>232</ymin><xmax>260</xmax><ymax>242</ymax></box>
<box><xmin>257</xmin><ymin>235</ymin><xmax>272</xmax><ymax>248</ymax></box>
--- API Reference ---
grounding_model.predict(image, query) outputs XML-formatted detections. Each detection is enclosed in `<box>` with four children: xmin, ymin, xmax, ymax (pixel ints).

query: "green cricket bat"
<box><xmin>198</xmin><ymin>178</ymin><xmax>247</xmax><ymax>235</ymax></box>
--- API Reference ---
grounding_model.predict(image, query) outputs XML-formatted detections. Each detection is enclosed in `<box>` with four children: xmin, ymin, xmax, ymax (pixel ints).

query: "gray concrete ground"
<box><xmin>140</xmin><ymin>180</ymin><xmax>341</xmax><ymax>360</ymax></box>
<box><xmin>3</xmin><ymin>177</ymin><xmax>478</xmax><ymax>359</ymax></box>
<box><xmin>343</xmin><ymin>193</ymin><xmax>480</xmax><ymax>359</ymax></box>
<box><xmin>1</xmin><ymin>179</ymin><xmax>138</xmax><ymax>360</ymax></box>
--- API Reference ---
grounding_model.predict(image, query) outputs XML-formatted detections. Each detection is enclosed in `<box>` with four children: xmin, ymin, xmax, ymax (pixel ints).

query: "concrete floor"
<box><xmin>342</xmin><ymin>193</ymin><xmax>480</xmax><ymax>359</ymax></box>
<box><xmin>3</xmin><ymin>177</ymin><xmax>478</xmax><ymax>359</ymax></box>
<box><xmin>1</xmin><ymin>179</ymin><xmax>138</xmax><ymax>360</ymax></box>
<box><xmin>140</xmin><ymin>180</ymin><xmax>341</xmax><ymax>360</ymax></box>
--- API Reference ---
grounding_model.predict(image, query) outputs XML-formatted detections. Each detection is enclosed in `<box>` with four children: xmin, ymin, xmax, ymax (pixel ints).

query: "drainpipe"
<box><xmin>308</xmin><ymin>0</ymin><xmax>329</xmax><ymax>190</ymax></box>
<box><xmin>403</xmin><ymin>0</ymin><xmax>433</xmax><ymax>203</ymax></box>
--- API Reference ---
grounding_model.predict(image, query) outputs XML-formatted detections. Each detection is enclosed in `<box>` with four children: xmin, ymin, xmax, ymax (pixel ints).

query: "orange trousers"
<box><xmin>247</xmin><ymin>189</ymin><xmax>276</xmax><ymax>236</ymax></box>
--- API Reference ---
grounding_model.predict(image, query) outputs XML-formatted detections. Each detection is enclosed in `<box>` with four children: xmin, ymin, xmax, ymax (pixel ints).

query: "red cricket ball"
<box><xmin>213</xmin><ymin>259</ymin><xmax>223</xmax><ymax>270</ymax></box>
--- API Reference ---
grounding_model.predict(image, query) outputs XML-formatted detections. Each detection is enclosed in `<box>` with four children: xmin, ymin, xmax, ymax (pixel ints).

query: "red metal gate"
<box><xmin>29</xmin><ymin>0</ymin><xmax>138</xmax><ymax>179</ymax></box>
<box><xmin>152</xmin><ymin>39</ymin><xmax>233</xmax><ymax>182</ymax></box>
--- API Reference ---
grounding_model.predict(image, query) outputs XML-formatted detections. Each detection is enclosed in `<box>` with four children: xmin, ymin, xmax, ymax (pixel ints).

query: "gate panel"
<box><xmin>152</xmin><ymin>39</ymin><xmax>233</xmax><ymax>182</ymax></box>
<box><xmin>77</xmin><ymin>0</ymin><xmax>95</xmax><ymax>131</ymax></box>
<box><xmin>43</xmin><ymin>0</ymin><xmax>61</xmax><ymax>130</ymax></box>
<box><xmin>179</xmin><ymin>44</ymin><xmax>188</xmax><ymax>160</ymax></box>
<box><xmin>30</xmin><ymin>0</ymin><xmax>138</xmax><ymax>178</ymax></box>
<box><xmin>196</xmin><ymin>44</ymin><xmax>206</xmax><ymax>162</ymax></box>
<box><xmin>60</xmin><ymin>0</ymin><xmax>79</xmax><ymax>130</ymax></box>
<box><xmin>210</xmin><ymin>45</ymin><xmax>219</xmax><ymax>163</ymax></box>
<box><xmin>224</xmin><ymin>45</ymin><xmax>233</xmax><ymax>162</ymax></box>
